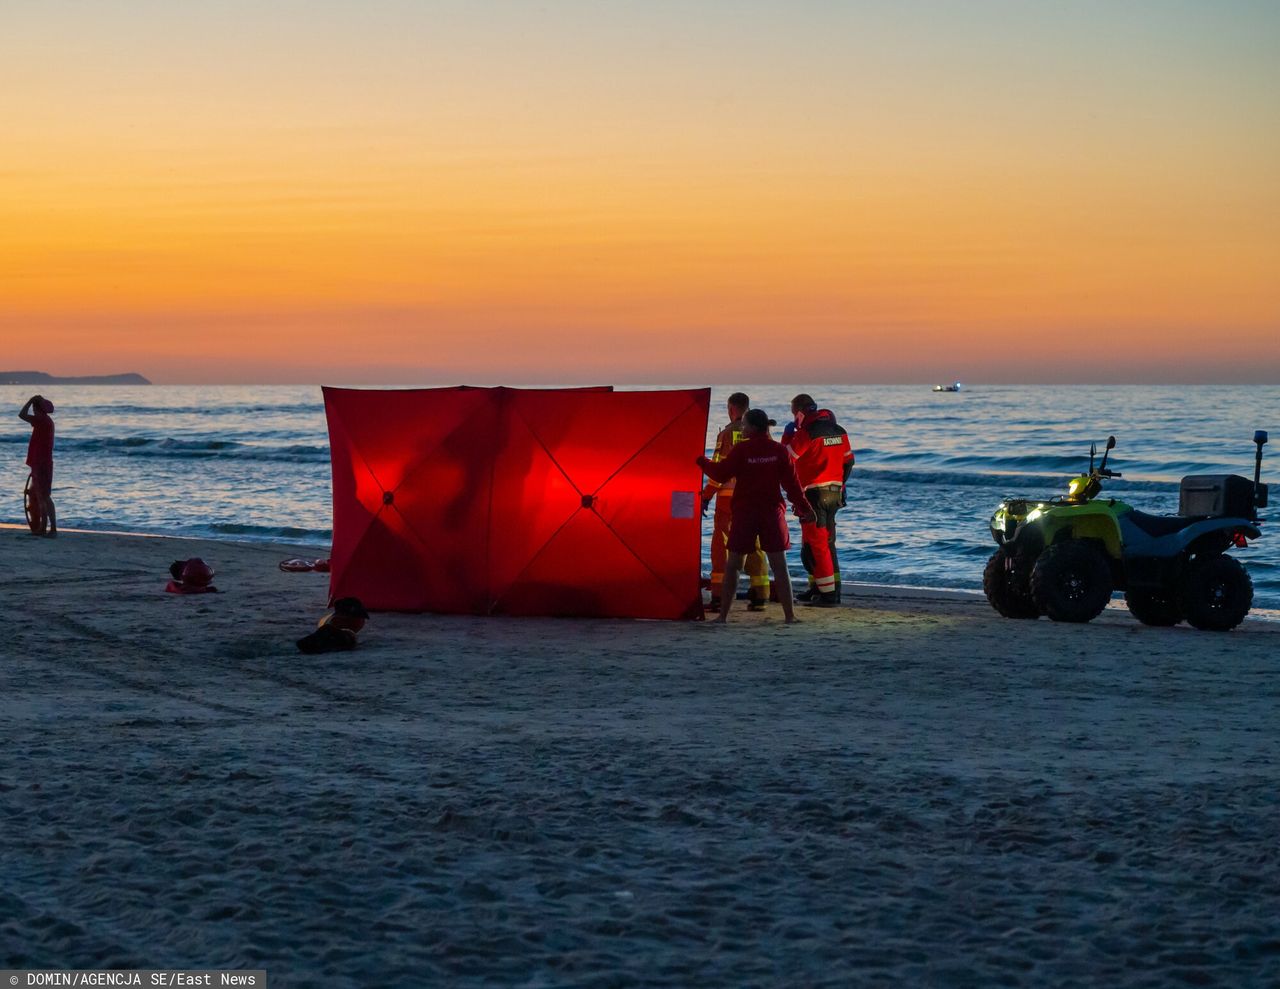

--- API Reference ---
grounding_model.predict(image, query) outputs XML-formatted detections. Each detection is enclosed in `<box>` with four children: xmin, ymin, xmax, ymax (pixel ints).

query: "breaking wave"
<box><xmin>3</xmin><ymin>435</ymin><xmax>333</xmax><ymax>463</ymax></box>
<box><xmin>853</xmin><ymin>466</ymin><xmax>1179</xmax><ymax>493</ymax></box>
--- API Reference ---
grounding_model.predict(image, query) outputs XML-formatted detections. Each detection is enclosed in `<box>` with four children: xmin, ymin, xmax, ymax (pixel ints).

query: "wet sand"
<box><xmin>2</xmin><ymin>527</ymin><xmax>1278</xmax><ymax>987</ymax></box>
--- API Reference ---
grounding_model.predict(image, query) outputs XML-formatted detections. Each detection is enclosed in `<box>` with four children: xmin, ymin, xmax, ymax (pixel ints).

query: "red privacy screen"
<box><xmin>323</xmin><ymin>386</ymin><xmax>710</xmax><ymax>620</ymax></box>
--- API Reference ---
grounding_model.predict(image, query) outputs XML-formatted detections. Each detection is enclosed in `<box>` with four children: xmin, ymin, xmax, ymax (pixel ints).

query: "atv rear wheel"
<box><xmin>1030</xmin><ymin>541</ymin><xmax>1113</xmax><ymax>623</ymax></box>
<box><xmin>1124</xmin><ymin>589</ymin><xmax>1183</xmax><ymax>627</ymax></box>
<box><xmin>1181</xmin><ymin>554</ymin><xmax>1252</xmax><ymax>631</ymax></box>
<box><xmin>983</xmin><ymin>549</ymin><xmax>1039</xmax><ymax>619</ymax></box>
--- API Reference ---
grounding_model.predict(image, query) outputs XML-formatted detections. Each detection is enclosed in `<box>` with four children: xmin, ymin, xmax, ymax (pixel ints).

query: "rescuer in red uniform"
<box><xmin>700</xmin><ymin>391</ymin><xmax>771</xmax><ymax>611</ymax></box>
<box><xmin>696</xmin><ymin>409</ymin><xmax>814</xmax><ymax>624</ymax></box>
<box><xmin>782</xmin><ymin>393</ymin><xmax>853</xmax><ymax>607</ymax></box>
<box><xmin>19</xmin><ymin>394</ymin><xmax>57</xmax><ymax>537</ymax></box>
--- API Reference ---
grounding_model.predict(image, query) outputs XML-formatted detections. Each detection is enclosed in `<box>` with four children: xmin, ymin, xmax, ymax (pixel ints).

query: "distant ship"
<box><xmin>932</xmin><ymin>382</ymin><xmax>962</xmax><ymax>393</ymax></box>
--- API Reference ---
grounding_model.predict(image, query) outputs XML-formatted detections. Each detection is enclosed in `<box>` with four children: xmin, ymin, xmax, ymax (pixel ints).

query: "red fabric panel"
<box><xmin>486</xmin><ymin>399</ymin><xmax>586</xmax><ymax>609</ymax></box>
<box><xmin>323</xmin><ymin>385</ymin><xmax>709</xmax><ymax>620</ymax></box>
<box><xmin>324</xmin><ymin>386</ymin><xmax>497</xmax><ymax>612</ymax></box>
<box><xmin>494</xmin><ymin>508</ymin><xmax>688</xmax><ymax>619</ymax></box>
<box><xmin>493</xmin><ymin>389</ymin><xmax>707</xmax><ymax>619</ymax></box>
<box><xmin>591</xmin><ymin>397</ymin><xmax>710</xmax><ymax>619</ymax></box>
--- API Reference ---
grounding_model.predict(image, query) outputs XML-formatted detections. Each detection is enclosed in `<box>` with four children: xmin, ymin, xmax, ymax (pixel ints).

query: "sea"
<box><xmin>4</xmin><ymin>384</ymin><xmax>1278</xmax><ymax>607</ymax></box>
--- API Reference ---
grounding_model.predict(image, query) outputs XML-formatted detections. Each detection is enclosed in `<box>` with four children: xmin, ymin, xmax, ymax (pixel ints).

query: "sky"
<box><xmin>1</xmin><ymin>0</ymin><xmax>1277</xmax><ymax>384</ymax></box>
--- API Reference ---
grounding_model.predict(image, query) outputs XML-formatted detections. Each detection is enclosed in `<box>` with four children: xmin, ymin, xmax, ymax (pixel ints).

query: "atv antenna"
<box><xmin>1098</xmin><ymin>435</ymin><xmax>1116</xmax><ymax>473</ymax></box>
<box><xmin>1254</xmin><ymin>430</ymin><xmax>1268</xmax><ymax>510</ymax></box>
<box><xmin>1090</xmin><ymin>441</ymin><xmax>1096</xmax><ymax>473</ymax></box>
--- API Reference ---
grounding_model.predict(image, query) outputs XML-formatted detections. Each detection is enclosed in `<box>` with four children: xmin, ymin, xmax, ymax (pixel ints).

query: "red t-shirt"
<box><xmin>26</xmin><ymin>412</ymin><xmax>54</xmax><ymax>468</ymax></box>
<box><xmin>698</xmin><ymin>433</ymin><xmax>806</xmax><ymax>516</ymax></box>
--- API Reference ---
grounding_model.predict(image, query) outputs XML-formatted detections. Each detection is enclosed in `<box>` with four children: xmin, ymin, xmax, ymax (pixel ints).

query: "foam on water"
<box><xmin>3</xmin><ymin>383</ymin><xmax>1277</xmax><ymax>605</ymax></box>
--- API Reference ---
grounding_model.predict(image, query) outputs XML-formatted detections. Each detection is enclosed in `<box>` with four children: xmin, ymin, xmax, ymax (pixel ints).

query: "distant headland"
<box><xmin>0</xmin><ymin>370</ymin><xmax>152</xmax><ymax>385</ymax></box>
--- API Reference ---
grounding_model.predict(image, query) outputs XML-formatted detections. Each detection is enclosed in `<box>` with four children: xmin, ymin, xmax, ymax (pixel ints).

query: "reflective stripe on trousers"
<box><xmin>800</xmin><ymin>485</ymin><xmax>842</xmax><ymax>590</ymax></box>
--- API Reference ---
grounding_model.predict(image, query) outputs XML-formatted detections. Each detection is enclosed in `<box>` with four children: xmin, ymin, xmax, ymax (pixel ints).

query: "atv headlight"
<box><xmin>1027</xmin><ymin>508</ymin><xmax>1043</xmax><ymax>522</ymax></box>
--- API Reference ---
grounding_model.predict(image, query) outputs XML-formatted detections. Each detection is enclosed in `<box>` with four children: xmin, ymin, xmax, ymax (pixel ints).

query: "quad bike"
<box><xmin>984</xmin><ymin>432</ymin><xmax>1268</xmax><ymax>631</ymax></box>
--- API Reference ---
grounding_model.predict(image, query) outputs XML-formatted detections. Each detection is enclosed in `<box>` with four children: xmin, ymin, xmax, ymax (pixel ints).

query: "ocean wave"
<box><xmin>853</xmin><ymin>450</ymin><xmax>1097</xmax><ymax>471</ymax></box>
<box><xmin>72</xmin><ymin>401</ymin><xmax>324</xmax><ymax>417</ymax></box>
<box><xmin>852</xmin><ymin>466</ymin><xmax>1179</xmax><ymax>493</ymax></box>
<box><xmin>205</xmin><ymin>522</ymin><xmax>333</xmax><ymax>541</ymax></box>
<box><xmin>852</xmin><ymin>448</ymin><xmax>1243</xmax><ymax>478</ymax></box>
<box><xmin>38</xmin><ymin>516</ymin><xmax>333</xmax><ymax>545</ymax></box>
<box><xmin>9</xmin><ymin>435</ymin><xmax>334</xmax><ymax>463</ymax></box>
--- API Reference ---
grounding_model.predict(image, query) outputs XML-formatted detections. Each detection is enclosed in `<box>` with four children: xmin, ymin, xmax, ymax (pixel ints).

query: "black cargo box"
<box><xmin>1179</xmin><ymin>474</ymin><xmax>1261</xmax><ymax>517</ymax></box>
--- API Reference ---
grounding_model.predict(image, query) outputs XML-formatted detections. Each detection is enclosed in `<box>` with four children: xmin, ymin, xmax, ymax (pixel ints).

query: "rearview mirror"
<box><xmin>1256</xmin><ymin>430</ymin><xmax>1269</xmax><ymax>446</ymax></box>
<box><xmin>1106</xmin><ymin>435</ymin><xmax>1116</xmax><ymax>450</ymax></box>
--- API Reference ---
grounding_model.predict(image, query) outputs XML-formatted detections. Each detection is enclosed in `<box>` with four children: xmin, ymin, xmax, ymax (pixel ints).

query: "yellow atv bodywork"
<box><xmin>993</xmin><ymin>493</ymin><xmax>1129</xmax><ymax>560</ymax></box>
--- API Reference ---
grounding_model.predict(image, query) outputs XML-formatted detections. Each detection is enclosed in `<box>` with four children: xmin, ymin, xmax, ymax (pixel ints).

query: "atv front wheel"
<box><xmin>1181</xmin><ymin>555</ymin><xmax>1253</xmax><ymax>631</ymax></box>
<box><xmin>983</xmin><ymin>549</ymin><xmax>1039</xmax><ymax>619</ymax></box>
<box><xmin>1030</xmin><ymin>541</ymin><xmax>1113</xmax><ymax>623</ymax></box>
<box><xmin>1124</xmin><ymin>589</ymin><xmax>1183</xmax><ymax>627</ymax></box>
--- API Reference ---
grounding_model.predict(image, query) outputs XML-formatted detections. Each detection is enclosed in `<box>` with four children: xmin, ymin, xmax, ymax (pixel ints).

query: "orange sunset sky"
<box><xmin>2</xmin><ymin>1</ymin><xmax>1277</xmax><ymax>384</ymax></box>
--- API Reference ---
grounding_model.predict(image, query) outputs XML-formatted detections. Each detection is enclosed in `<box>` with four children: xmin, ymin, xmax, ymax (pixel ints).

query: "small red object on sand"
<box><xmin>279</xmin><ymin>558</ymin><xmax>332</xmax><ymax>573</ymax></box>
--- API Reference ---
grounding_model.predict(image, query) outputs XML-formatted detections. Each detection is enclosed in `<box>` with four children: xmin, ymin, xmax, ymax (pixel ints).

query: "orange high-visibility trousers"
<box><xmin>710</xmin><ymin>498</ymin><xmax>769</xmax><ymax>600</ymax></box>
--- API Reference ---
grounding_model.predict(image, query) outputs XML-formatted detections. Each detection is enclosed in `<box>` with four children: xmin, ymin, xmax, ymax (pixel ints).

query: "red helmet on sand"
<box><xmin>181</xmin><ymin>558</ymin><xmax>215</xmax><ymax>587</ymax></box>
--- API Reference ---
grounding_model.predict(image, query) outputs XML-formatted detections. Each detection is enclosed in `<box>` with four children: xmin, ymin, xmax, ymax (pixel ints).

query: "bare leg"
<box><xmin>766</xmin><ymin>551</ymin><xmax>798</xmax><ymax>623</ymax></box>
<box><xmin>714</xmin><ymin>552</ymin><xmax>746</xmax><ymax>623</ymax></box>
<box><xmin>43</xmin><ymin>495</ymin><xmax>56</xmax><ymax>536</ymax></box>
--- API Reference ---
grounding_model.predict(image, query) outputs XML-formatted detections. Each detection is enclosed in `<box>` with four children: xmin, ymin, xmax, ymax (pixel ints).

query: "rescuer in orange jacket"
<box><xmin>782</xmin><ymin>393</ymin><xmax>854</xmax><ymax>607</ymax></box>
<box><xmin>700</xmin><ymin>392</ymin><xmax>770</xmax><ymax>610</ymax></box>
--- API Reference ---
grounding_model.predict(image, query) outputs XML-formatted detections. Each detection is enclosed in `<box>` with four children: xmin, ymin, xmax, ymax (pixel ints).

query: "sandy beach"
<box><xmin>3</xmin><ymin>526</ymin><xmax>1278</xmax><ymax>987</ymax></box>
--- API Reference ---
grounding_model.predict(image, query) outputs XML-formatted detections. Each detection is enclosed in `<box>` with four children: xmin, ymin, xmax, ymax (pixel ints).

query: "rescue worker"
<box><xmin>695</xmin><ymin>409</ymin><xmax>815</xmax><ymax>624</ymax></box>
<box><xmin>700</xmin><ymin>392</ymin><xmax>771</xmax><ymax>611</ymax></box>
<box><xmin>19</xmin><ymin>394</ymin><xmax>56</xmax><ymax>537</ymax></box>
<box><xmin>782</xmin><ymin>393</ymin><xmax>853</xmax><ymax>606</ymax></box>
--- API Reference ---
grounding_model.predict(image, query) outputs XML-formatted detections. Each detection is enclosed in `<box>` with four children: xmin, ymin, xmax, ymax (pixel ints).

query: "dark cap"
<box><xmin>744</xmin><ymin>409</ymin><xmax>776</xmax><ymax>430</ymax></box>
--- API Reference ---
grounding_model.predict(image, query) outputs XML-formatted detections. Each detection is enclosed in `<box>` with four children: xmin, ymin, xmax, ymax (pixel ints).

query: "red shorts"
<box><xmin>29</xmin><ymin>462</ymin><xmax>53</xmax><ymax>495</ymax></box>
<box><xmin>727</xmin><ymin>504</ymin><xmax>789</xmax><ymax>554</ymax></box>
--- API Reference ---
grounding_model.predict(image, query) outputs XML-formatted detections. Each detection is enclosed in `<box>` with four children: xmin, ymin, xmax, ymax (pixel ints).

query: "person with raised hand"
<box><xmin>18</xmin><ymin>394</ymin><xmax>57</xmax><ymax>537</ymax></box>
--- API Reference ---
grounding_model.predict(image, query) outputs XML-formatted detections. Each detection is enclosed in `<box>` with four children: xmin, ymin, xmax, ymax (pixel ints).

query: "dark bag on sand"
<box><xmin>297</xmin><ymin>624</ymin><xmax>358</xmax><ymax>655</ymax></box>
<box><xmin>323</xmin><ymin>597</ymin><xmax>370</xmax><ymax>632</ymax></box>
<box><xmin>165</xmin><ymin>580</ymin><xmax>218</xmax><ymax>595</ymax></box>
<box><xmin>167</xmin><ymin>558</ymin><xmax>217</xmax><ymax>593</ymax></box>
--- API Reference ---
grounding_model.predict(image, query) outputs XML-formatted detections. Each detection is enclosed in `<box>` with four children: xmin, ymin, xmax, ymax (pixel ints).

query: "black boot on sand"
<box><xmin>297</xmin><ymin>624</ymin><xmax>358</xmax><ymax>654</ymax></box>
<box><xmin>803</xmin><ymin>591</ymin><xmax>840</xmax><ymax>608</ymax></box>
